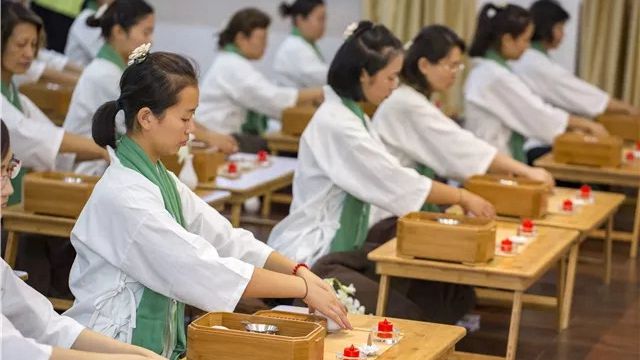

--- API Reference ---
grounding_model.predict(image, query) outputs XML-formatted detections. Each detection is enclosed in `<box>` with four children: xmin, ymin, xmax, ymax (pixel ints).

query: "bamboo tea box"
<box><xmin>23</xmin><ymin>172</ymin><xmax>99</xmax><ymax>218</ymax></box>
<box><xmin>464</xmin><ymin>175</ymin><xmax>549</xmax><ymax>218</ymax></box>
<box><xmin>281</xmin><ymin>106</ymin><xmax>316</xmax><ymax>136</ymax></box>
<box><xmin>187</xmin><ymin>312</ymin><xmax>324</xmax><ymax>360</ymax></box>
<box><xmin>396</xmin><ymin>212</ymin><xmax>496</xmax><ymax>263</ymax></box>
<box><xmin>552</xmin><ymin>132</ymin><xmax>623</xmax><ymax>167</ymax></box>
<box><xmin>596</xmin><ymin>113</ymin><xmax>640</xmax><ymax>141</ymax></box>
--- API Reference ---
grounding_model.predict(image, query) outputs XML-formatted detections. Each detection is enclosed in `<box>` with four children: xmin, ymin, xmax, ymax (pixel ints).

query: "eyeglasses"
<box><xmin>440</xmin><ymin>62</ymin><xmax>465</xmax><ymax>73</ymax></box>
<box><xmin>1</xmin><ymin>155</ymin><xmax>21</xmax><ymax>185</ymax></box>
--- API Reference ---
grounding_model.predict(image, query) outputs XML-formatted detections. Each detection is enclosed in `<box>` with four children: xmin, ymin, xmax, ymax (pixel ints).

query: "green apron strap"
<box><xmin>508</xmin><ymin>131</ymin><xmax>527</xmax><ymax>163</ymax></box>
<box><xmin>530</xmin><ymin>41</ymin><xmax>549</xmax><ymax>56</ymax></box>
<box><xmin>291</xmin><ymin>27</ymin><xmax>324</xmax><ymax>61</ymax></box>
<box><xmin>330</xmin><ymin>98</ymin><xmax>372</xmax><ymax>253</ymax></box>
<box><xmin>7</xmin><ymin>168</ymin><xmax>27</xmax><ymax>206</ymax></box>
<box><xmin>2</xmin><ymin>80</ymin><xmax>23</xmax><ymax>112</ymax></box>
<box><xmin>116</xmin><ymin>136</ymin><xmax>186</xmax><ymax>359</ymax></box>
<box><xmin>3</xmin><ymin>79</ymin><xmax>26</xmax><ymax>205</ymax></box>
<box><xmin>223</xmin><ymin>44</ymin><xmax>270</xmax><ymax>135</ymax></box>
<box><xmin>96</xmin><ymin>43</ymin><xmax>127</xmax><ymax>71</ymax></box>
<box><xmin>414</xmin><ymin>164</ymin><xmax>441</xmax><ymax>213</ymax></box>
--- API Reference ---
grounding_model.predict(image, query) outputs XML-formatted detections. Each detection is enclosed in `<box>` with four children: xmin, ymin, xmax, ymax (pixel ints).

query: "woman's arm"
<box><xmin>296</xmin><ymin>87</ymin><xmax>324</xmax><ymax>106</ymax></box>
<box><xmin>426</xmin><ymin>181</ymin><xmax>496</xmax><ymax>218</ymax></box>
<box><xmin>59</xmin><ymin>132</ymin><xmax>109</xmax><ymax>161</ymax></box>
<box><xmin>192</xmin><ymin>122</ymin><xmax>238</xmax><ymax>154</ymax></box>
<box><xmin>487</xmin><ymin>152</ymin><xmax>555</xmax><ymax>188</ymax></box>
<box><xmin>605</xmin><ymin>98</ymin><xmax>640</xmax><ymax>115</ymax></box>
<box><xmin>50</xmin><ymin>329</ymin><xmax>165</xmax><ymax>359</ymax></box>
<box><xmin>567</xmin><ymin>115</ymin><xmax>609</xmax><ymax>137</ymax></box>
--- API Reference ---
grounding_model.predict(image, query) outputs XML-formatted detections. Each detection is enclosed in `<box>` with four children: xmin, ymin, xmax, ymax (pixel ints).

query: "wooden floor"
<box><xmin>243</xmin><ymin>201</ymin><xmax>640</xmax><ymax>360</ymax></box>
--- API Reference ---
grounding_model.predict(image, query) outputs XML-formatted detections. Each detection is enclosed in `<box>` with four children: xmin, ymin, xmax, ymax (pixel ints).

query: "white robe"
<box><xmin>267</xmin><ymin>86</ymin><xmax>432</xmax><ymax>266</ymax></box>
<box><xmin>463</xmin><ymin>58</ymin><xmax>569</xmax><ymax>157</ymax></box>
<box><xmin>1</xmin><ymin>92</ymin><xmax>74</xmax><ymax>171</ymax></box>
<box><xmin>64</xmin><ymin>8</ymin><xmax>104</xmax><ymax>67</ymax></box>
<box><xmin>196</xmin><ymin>51</ymin><xmax>298</xmax><ymax>134</ymax></box>
<box><xmin>511</xmin><ymin>48</ymin><xmax>609</xmax><ymax>118</ymax></box>
<box><xmin>1</xmin><ymin>259</ymin><xmax>85</xmax><ymax>360</ymax></box>
<box><xmin>373</xmin><ymin>84</ymin><xmax>497</xmax><ymax>182</ymax></box>
<box><xmin>63</xmin><ymin>57</ymin><xmax>122</xmax><ymax>175</ymax></box>
<box><xmin>273</xmin><ymin>34</ymin><xmax>327</xmax><ymax>88</ymax></box>
<box><xmin>65</xmin><ymin>148</ymin><xmax>273</xmax><ymax>343</ymax></box>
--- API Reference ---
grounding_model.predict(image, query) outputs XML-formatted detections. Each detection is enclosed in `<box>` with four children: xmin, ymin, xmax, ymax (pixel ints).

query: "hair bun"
<box><xmin>279</xmin><ymin>2</ymin><xmax>293</xmax><ymax>17</ymax></box>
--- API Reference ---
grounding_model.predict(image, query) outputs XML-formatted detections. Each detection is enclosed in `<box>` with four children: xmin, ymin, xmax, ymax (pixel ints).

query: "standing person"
<box><xmin>30</xmin><ymin>0</ymin><xmax>84</xmax><ymax>52</ymax></box>
<box><xmin>268</xmin><ymin>21</ymin><xmax>495</xmax><ymax>324</ymax></box>
<box><xmin>64</xmin><ymin>0</ymin><xmax>113</xmax><ymax>66</ymax></box>
<box><xmin>273</xmin><ymin>0</ymin><xmax>328</xmax><ymax>88</ymax></box>
<box><xmin>463</xmin><ymin>3</ymin><xmax>607</xmax><ymax>164</ymax></box>
<box><xmin>65</xmin><ymin>48</ymin><xmax>350</xmax><ymax>359</ymax></box>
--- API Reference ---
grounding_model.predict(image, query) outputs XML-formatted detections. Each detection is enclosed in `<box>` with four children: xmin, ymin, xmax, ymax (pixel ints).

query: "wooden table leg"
<box><xmin>559</xmin><ymin>242</ymin><xmax>579</xmax><ymax>331</ymax></box>
<box><xmin>556</xmin><ymin>256</ymin><xmax>566</xmax><ymax>325</ymax></box>
<box><xmin>630</xmin><ymin>190</ymin><xmax>640</xmax><ymax>258</ymax></box>
<box><xmin>375</xmin><ymin>275</ymin><xmax>390</xmax><ymax>316</ymax></box>
<box><xmin>3</xmin><ymin>231</ymin><xmax>19</xmax><ymax>268</ymax></box>
<box><xmin>604</xmin><ymin>215</ymin><xmax>613</xmax><ymax>285</ymax></box>
<box><xmin>505</xmin><ymin>290</ymin><xmax>523</xmax><ymax>360</ymax></box>
<box><xmin>230</xmin><ymin>203</ymin><xmax>242</xmax><ymax>227</ymax></box>
<box><xmin>261</xmin><ymin>191</ymin><xmax>272</xmax><ymax>218</ymax></box>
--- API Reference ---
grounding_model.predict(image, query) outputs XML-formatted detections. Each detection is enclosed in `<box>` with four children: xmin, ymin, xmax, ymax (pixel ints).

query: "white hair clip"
<box><xmin>128</xmin><ymin>43</ymin><xmax>151</xmax><ymax>66</ymax></box>
<box><xmin>343</xmin><ymin>22</ymin><xmax>358</xmax><ymax>39</ymax></box>
<box><xmin>94</xmin><ymin>3</ymin><xmax>109</xmax><ymax>19</ymax></box>
<box><xmin>487</xmin><ymin>8</ymin><xmax>497</xmax><ymax>18</ymax></box>
<box><xmin>404</xmin><ymin>40</ymin><xmax>413</xmax><ymax>50</ymax></box>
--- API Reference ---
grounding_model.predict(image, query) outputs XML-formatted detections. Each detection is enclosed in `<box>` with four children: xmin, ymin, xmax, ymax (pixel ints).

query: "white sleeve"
<box><xmin>308</xmin><ymin>113</ymin><xmax>432</xmax><ymax>216</ymax></box>
<box><xmin>1</xmin><ymin>260</ymin><xmax>84</xmax><ymax>353</ymax></box>
<box><xmin>488</xmin><ymin>75</ymin><xmax>569</xmax><ymax>144</ymax></box>
<box><xmin>218</xmin><ymin>62</ymin><xmax>298</xmax><ymax>119</ymax></box>
<box><xmin>38</xmin><ymin>49</ymin><xmax>70</xmax><ymax>71</ymax></box>
<box><xmin>13</xmin><ymin>60</ymin><xmax>47</xmax><ymax>86</ymax></box>
<box><xmin>174</xmin><ymin>174</ymin><xmax>273</xmax><ymax>267</ymax></box>
<box><xmin>75</xmin><ymin>186</ymin><xmax>259</xmax><ymax>312</ymax></box>
<box><xmin>377</xmin><ymin>101</ymin><xmax>497</xmax><ymax>181</ymax></box>
<box><xmin>1</xmin><ymin>315</ymin><xmax>53</xmax><ymax>360</ymax></box>
<box><xmin>2</xmin><ymin>95</ymin><xmax>65</xmax><ymax>170</ymax></box>
<box><xmin>540</xmin><ymin>66</ymin><xmax>609</xmax><ymax>118</ymax></box>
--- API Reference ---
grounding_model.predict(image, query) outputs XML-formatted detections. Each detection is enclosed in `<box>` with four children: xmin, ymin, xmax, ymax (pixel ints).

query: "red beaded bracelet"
<box><xmin>292</xmin><ymin>263</ymin><xmax>309</xmax><ymax>275</ymax></box>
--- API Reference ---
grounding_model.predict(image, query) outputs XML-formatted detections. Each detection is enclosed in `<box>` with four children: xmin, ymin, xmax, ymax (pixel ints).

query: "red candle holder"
<box><xmin>501</xmin><ymin>238</ymin><xmax>513</xmax><ymax>253</ymax></box>
<box><xmin>521</xmin><ymin>218</ymin><xmax>534</xmax><ymax>233</ymax></box>
<box><xmin>227</xmin><ymin>162</ymin><xmax>238</xmax><ymax>174</ymax></box>
<box><xmin>343</xmin><ymin>345</ymin><xmax>360</xmax><ymax>358</ymax></box>
<box><xmin>580</xmin><ymin>184</ymin><xmax>592</xmax><ymax>199</ymax></box>
<box><xmin>636</xmin><ymin>141</ymin><xmax>640</xmax><ymax>151</ymax></box>
<box><xmin>562</xmin><ymin>199</ymin><xmax>573</xmax><ymax>212</ymax></box>
<box><xmin>377</xmin><ymin>319</ymin><xmax>393</xmax><ymax>339</ymax></box>
<box><xmin>257</xmin><ymin>150</ymin><xmax>268</xmax><ymax>162</ymax></box>
<box><xmin>626</xmin><ymin>151</ymin><xmax>635</xmax><ymax>161</ymax></box>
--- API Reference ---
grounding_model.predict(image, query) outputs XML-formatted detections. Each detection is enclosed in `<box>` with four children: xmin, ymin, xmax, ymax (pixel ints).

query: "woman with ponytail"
<box><xmin>273</xmin><ymin>0</ymin><xmax>328</xmax><ymax>87</ymax></box>
<box><xmin>1</xmin><ymin>1</ymin><xmax>108</xmax><ymax>206</ymax></box>
<box><xmin>196</xmin><ymin>7</ymin><xmax>324</xmax><ymax>152</ymax></box>
<box><xmin>463</xmin><ymin>3</ymin><xmax>607</xmax><ymax>164</ymax></box>
<box><xmin>268</xmin><ymin>21</ymin><xmax>494</xmax><ymax>324</ymax></box>
<box><xmin>65</xmin><ymin>47</ymin><xmax>350</xmax><ymax>359</ymax></box>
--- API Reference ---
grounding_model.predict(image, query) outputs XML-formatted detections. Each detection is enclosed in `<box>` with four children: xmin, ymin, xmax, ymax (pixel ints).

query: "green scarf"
<box><xmin>414</xmin><ymin>164</ymin><xmax>441</xmax><ymax>213</ymax></box>
<box><xmin>291</xmin><ymin>27</ymin><xmax>324</xmax><ymax>61</ymax></box>
<box><xmin>223</xmin><ymin>44</ymin><xmax>269</xmax><ymax>135</ymax></box>
<box><xmin>2</xmin><ymin>80</ymin><xmax>27</xmax><ymax>205</ymax></box>
<box><xmin>96</xmin><ymin>43</ymin><xmax>127</xmax><ymax>71</ymax></box>
<box><xmin>484</xmin><ymin>49</ymin><xmax>527</xmax><ymax>163</ymax></box>
<box><xmin>530</xmin><ymin>41</ymin><xmax>549</xmax><ymax>56</ymax></box>
<box><xmin>330</xmin><ymin>98</ymin><xmax>371</xmax><ymax>253</ymax></box>
<box><xmin>116</xmin><ymin>136</ymin><xmax>186</xmax><ymax>359</ymax></box>
<box><xmin>85</xmin><ymin>0</ymin><xmax>98</xmax><ymax>11</ymax></box>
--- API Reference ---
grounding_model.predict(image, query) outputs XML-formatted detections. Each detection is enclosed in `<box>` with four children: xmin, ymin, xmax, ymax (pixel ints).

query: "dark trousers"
<box><xmin>31</xmin><ymin>3</ymin><xmax>75</xmax><ymax>53</ymax></box>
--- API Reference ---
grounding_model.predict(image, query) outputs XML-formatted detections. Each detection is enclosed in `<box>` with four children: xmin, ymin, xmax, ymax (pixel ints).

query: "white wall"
<box><xmin>147</xmin><ymin>0</ymin><xmax>362</xmax><ymax>79</ymax></box>
<box><xmin>476</xmin><ymin>0</ymin><xmax>581</xmax><ymax>73</ymax></box>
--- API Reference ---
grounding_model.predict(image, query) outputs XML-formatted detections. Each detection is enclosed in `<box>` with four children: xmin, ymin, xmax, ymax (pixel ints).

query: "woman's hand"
<box><xmin>524</xmin><ymin>167</ymin><xmax>555</xmax><ymax>189</ymax></box>
<box><xmin>297</xmin><ymin>268</ymin><xmax>352</xmax><ymax>330</ymax></box>
<box><xmin>206</xmin><ymin>131</ymin><xmax>238</xmax><ymax>154</ymax></box>
<box><xmin>460</xmin><ymin>189</ymin><xmax>496</xmax><ymax>218</ymax></box>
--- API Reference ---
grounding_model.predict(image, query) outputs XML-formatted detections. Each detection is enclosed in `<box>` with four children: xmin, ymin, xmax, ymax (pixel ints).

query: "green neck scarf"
<box><xmin>223</xmin><ymin>44</ymin><xmax>269</xmax><ymax>135</ymax></box>
<box><xmin>97</xmin><ymin>43</ymin><xmax>126</xmax><ymax>71</ymax></box>
<box><xmin>291</xmin><ymin>27</ymin><xmax>324</xmax><ymax>61</ymax></box>
<box><xmin>2</xmin><ymin>79</ymin><xmax>26</xmax><ymax>205</ymax></box>
<box><xmin>530</xmin><ymin>41</ymin><xmax>549</xmax><ymax>56</ymax></box>
<box><xmin>330</xmin><ymin>98</ymin><xmax>371</xmax><ymax>253</ymax></box>
<box><xmin>85</xmin><ymin>0</ymin><xmax>98</xmax><ymax>11</ymax></box>
<box><xmin>414</xmin><ymin>165</ymin><xmax>441</xmax><ymax>213</ymax></box>
<box><xmin>116</xmin><ymin>136</ymin><xmax>186</xmax><ymax>359</ymax></box>
<box><xmin>484</xmin><ymin>49</ymin><xmax>527</xmax><ymax>162</ymax></box>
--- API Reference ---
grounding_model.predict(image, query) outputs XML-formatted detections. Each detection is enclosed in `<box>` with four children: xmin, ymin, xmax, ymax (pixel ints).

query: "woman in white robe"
<box><xmin>268</xmin><ymin>21</ymin><xmax>495</xmax><ymax>324</ymax></box>
<box><xmin>273</xmin><ymin>0</ymin><xmax>328</xmax><ymax>88</ymax></box>
<box><xmin>1</xmin><ymin>120</ymin><xmax>163</xmax><ymax>360</ymax></box>
<box><xmin>511</xmin><ymin>0</ymin><xmax>638</xmax><ymax>119</ymax></box>
<box><xmin>373</xmin><ymin>25</ymin><xmax>554</xmax><ymax>188</ymax></box>
<box><xmin>463</xmin><ymin>3</ymin><xmax>607</xmax><ymax>164</ymax></box>
<box><xmin>64</xmin><ymin>0</ymin><xmax>109</xmax><ymax>66</ymax></box>
<box><xmin>196</xmin><ymin>8</ymin><xmax>324</xmax><ymax>152</ymax></box>
<box><xmin>65</xmin><ymin>49</ymin><xmax>350</xmax><ymax>359</ymax></box>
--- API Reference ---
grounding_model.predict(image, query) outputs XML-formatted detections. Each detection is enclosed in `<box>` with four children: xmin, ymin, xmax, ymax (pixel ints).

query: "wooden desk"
<box><xmin>2</xmin><ymin>190</ymin><xmax>230</xmax><ymax>310</ymax></box>
<box><xmin>368</xmin><ymin>222</ymin><xmax>580</xmax><ymax>360</ymax></box>
<box><xmin>324</xmin><ymin>314</ymin><xmax>466</xmax><ymax>360</ymax></box>
<box><xmin>19</xmin><ymin>81</ymin><xmax>74</xmax><ymax>126</ymax></box>
<box><xmin>497</xmin><ymin>187</ymin><xmax>624</xmax><ymax>285</ymax></box>
<box><xmin>200</xmin><ymin>154</ymin><xmax>297</xmax><ymax>227</ymax></box>
<box><xmin>534</xmin><ymin>151</ymin><xmax>640</xmax><ymax>258</ymax></box>
<box><xmin>264</xmin><ymin>131</ymin><xmax>300</xmax><ymax>155</ymax></box>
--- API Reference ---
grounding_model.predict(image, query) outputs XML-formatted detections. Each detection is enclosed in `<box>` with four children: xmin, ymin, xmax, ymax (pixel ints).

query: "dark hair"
<box><xmin>530</xmin><ymin>0</ymin><xmax>569</xmax><ymax>42</ymax></box>
<box><xmin>469</xmin><ymin>3</ymin><xmax>531</xmax><ymax>57</ymax></box>
<box><xmin>86</xmin><ymin>0</ymin><xmax>153</xmax><ymax>40</ymax></box>
<box><xmin>279</xmin><ymin>0</ymin><xmax>324</xmax><ymax>23</ymax></box>
<box><xmin>218</xmin><ymin>8</ymin><xmax>271</xmax><ymax>48</ymax></box>
<box><xmin>92</xmin><ymin>52</ymin><xmax>198</xmax><ymax>148</ymax></box>
<box><xmin>402</xmin><ymin>25</ymin><xmax>466</xmax><ymax>95</ymax></box>
<box><xmin>328</xmin><ymin>21</ymin><xmax>403</xmax><ymax>101</ymax></box>
<box><xmin>1</xmin><ymin>1</ymin><xmax>43</xmax><ymax>57</ymax></box>
<box><xmin>1</xmin><ymin>120</ymin><xmax>9</xmax><ymax>160</ymax></box>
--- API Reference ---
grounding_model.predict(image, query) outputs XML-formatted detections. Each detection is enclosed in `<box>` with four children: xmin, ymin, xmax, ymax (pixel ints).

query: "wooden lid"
<box><xmin>400</xmin><ymin>211</ymin><xmax>496</xmax><ymax>231</ymax></box>
<box><xmin>25</xmin><ymin>171</ymin><xmax>99</xmax><ymax>185</ymax></box>
<box><xmin>553</xmin><ymin>132</ymin><xmax>623</xmax><ymax>146</ymax></box>
<box><xmin>465</xmin><ymin>174</ymin><xmax>547</xmax><ymax>190</ymax></box>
